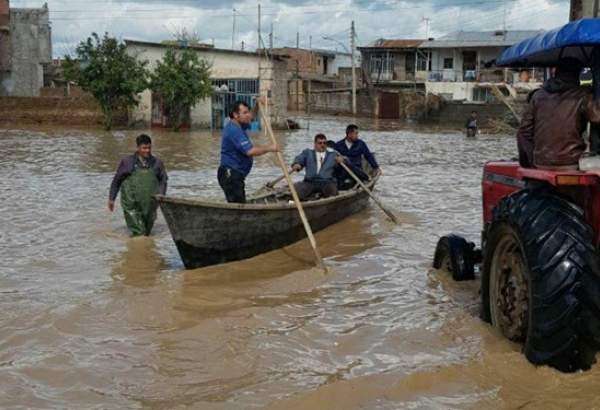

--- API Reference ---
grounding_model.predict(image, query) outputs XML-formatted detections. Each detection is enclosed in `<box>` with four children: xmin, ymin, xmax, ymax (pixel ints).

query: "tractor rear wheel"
<box><xmin>482</xmin><ymin>189</ymin><xmax>600</xmax><ymax>372</ymax></box>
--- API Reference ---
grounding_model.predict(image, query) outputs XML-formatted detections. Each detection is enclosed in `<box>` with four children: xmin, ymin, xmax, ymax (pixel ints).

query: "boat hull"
<box><xmin>157</xmin><ymin>184</ymin><xmax>374</xmax><ymax>269</ymax></box>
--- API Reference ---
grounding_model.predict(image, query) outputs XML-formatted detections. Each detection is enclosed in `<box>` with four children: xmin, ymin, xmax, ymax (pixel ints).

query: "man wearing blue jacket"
<box><xmin>291</xmin><ymin>134</ymin><xmax>344</xmax><ymax>201</ymax></box>
<box><xmin>334</xmin><ymin>124</ymin><xmax>381</xmax><ymax>189</ymax></box>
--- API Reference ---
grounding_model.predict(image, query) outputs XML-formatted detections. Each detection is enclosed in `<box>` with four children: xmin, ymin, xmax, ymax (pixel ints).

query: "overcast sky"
<box><xmin>12</xmin><ymin>0</ymin><xmax>569</xmax><ymax>57</ymax></box>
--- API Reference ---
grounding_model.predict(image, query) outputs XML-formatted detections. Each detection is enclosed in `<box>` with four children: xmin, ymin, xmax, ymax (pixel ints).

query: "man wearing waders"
<box><xmin>108</xmin><ymin>134</ymin><xmax>168</xmax><ymax>236</ymax></box>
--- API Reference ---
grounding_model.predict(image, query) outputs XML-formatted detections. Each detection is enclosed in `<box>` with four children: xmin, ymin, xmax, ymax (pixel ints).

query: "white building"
<box><xmin>125</xmin><ymin>40</ymin><xmax>288</xmax><ymax>129</ymax></box>
<box><xmin>311</xmin><ymin>48</ymin><xmax>353</xmax><ymax>77</ymax></box>
<box><xmin>420</xmin><ymin>30</ymin><xmax>543</xmax><ymax>102</ymax></box>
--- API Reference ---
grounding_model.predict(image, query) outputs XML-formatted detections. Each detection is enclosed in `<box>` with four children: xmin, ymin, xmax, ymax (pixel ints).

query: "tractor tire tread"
<box><xmin>485</xmin><ymin>188</ymin><xmax>600</xmax><ymax>372</ymax></box>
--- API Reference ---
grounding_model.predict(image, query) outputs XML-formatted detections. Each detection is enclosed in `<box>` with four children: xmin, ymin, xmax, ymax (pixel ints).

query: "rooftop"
<box><xmin>358</xmin><ymin>39</ymin><xmax>425</xmax><ymax>50</ymax></box>
<box><xmin>422</xmin><ymin>30</ymin><xmax>543</xmax><ymax>48</ymax></box>
<box><xmin>269</xmin><ymin>47</ymin><xmax>349</xmax><ymax>57</ymax></box>
<box><xmin>125</xmin><ymin>39</ymin><xmax>284</xmax><ymax>59</ymax></box>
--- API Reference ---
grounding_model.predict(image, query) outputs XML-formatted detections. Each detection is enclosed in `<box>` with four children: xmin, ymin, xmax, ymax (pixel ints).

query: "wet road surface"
<box><xmin>2</xmin><ymin>118</ymin><xmax>600</xmax><ymax>409</ymax></box>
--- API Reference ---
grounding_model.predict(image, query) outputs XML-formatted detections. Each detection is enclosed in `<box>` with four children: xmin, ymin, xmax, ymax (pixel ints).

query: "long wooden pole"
<box><xmin>258</xmin><ymin>100</ymin><xmax>325</xmax><ymax>269</ymax></box>
<box><xmin>265</xmin><ymin>169</ymin><xmax>294</xmax><ymax>188</ymax></box>
<box><xmin>339</xmin><ymin>162</ymin><xmax>399</xmax><ymax>225</ymax></box>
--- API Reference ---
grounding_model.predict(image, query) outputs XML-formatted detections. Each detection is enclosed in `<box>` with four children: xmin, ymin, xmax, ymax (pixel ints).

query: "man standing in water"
<box><xmin>218</xmin><ymin>100</ymin><xmax>279</xmax><ymax>203</ymax></box>
<box><xmin>465</xmin><ymin>111</ymin><xmax>478</xmax><ymax>137</ymax></box>
<box><xmin>108</xmin><ymin>134</ymin><xmax>168</xmax><ymax>236</ymax></box>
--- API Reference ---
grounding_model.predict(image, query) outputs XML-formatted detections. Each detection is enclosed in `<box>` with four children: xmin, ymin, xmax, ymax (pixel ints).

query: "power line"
<box><xmin>43</xmin><ymin>0</ymin><xmax>519</xmax><ymax>18</ymax></box>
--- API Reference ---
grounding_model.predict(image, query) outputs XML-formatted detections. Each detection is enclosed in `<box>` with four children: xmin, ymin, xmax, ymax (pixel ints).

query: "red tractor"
<box><xmin>434</xmin><ymin>19</ymin><xmax>600</xmax><ymax>372</ymax></box>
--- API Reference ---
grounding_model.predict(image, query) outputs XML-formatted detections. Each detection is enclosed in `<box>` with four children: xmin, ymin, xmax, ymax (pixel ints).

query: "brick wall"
<box><xmin>0</xmin><ymin>0</ymin><xmax>9</xmax><ymax>74</ymax></box>
<box><xmin>0</xmin><ymin>0</ymin><xmax>8</xmax><ymax>23</ymax></box>
<box><xmin>0</xmin><ymin>95</ymin><xmax>127</xmax><ymax>126</ymax></box>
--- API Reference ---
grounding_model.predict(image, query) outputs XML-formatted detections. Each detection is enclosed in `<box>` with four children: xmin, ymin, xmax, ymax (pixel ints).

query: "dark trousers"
<box><xmin>294</xmin><ymin>180</ymin><xmax>338</xmax><ymax>201</ymax></box>
<box><xmin>218</xmin><ymin>166</ymin><xmax>246</xmax><ymax>203</ymax></box>
<box><xmin>335</xmin><ymin>164</ymin><xmax>369</xmax><ymax>190</ymax></box>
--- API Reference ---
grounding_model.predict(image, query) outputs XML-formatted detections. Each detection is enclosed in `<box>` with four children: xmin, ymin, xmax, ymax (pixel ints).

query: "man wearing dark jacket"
<box><xmin>334</xmin><ymin>124</ymin><xmax>381</xmax><ymax>189</ymax></box>
<box><xmin>292</xmin><ymin>134</ymin><xmax>343</xmax><ymax>200</ymax></box>
<box><xmin>517</xmin><ymin>57</ymin><xmax>600</xmax><ymax>169</ymax></box>
<box><xmin>108</xmin><ymin>134</ymin><xmax>168</xmax><ymax>236</ymax></box>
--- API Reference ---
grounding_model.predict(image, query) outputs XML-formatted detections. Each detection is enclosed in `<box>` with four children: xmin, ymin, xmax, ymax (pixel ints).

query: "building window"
<box><xmin>443</xmin><ymin>58</ymin><xmax>454</xmax><ymax>69</ymax></box>
<box><xmin>417</xmin><ymin>52</ymin><xmax>431</xmax><ymax>71</ymax></box>
<box><xmin>473</xmin><ymin>87</ymin><xmax>494</xmax><ymax>102</ymax></box>
<box><xmin>369</xmin><ymin>52</ymin><xmax>394</xmax><ymax>81</ymax></box>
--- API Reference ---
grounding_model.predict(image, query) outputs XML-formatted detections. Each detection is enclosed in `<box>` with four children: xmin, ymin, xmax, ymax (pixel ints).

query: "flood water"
<box><xmin>2</xmin><ymin>117</ymin><xmax>600</xmax><ymax>409</ymax></box>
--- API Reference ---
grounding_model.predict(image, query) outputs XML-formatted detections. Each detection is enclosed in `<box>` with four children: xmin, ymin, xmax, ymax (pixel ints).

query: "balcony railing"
<box><xmin>423</xmin><ymin>68</ymin><xmax>545</xmax><ymax>84</ymax></box>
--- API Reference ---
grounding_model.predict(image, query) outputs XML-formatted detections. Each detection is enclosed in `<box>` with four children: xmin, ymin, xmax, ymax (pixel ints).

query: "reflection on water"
<box><xmin>112</xmin><ymin>236</ymin><xmax>167</xmax><ymax>288</ymax></box>
<box><xmin>3</xmin><ymin>121</ymin><xmax>600</xmax><ymax>409</ymax></box>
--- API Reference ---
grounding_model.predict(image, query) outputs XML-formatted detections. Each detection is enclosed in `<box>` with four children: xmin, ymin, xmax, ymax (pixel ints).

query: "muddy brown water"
<box><xmin>2</xmin><ymin>117</ymin><xmax>600</xmax><ymax>409</ymax></box>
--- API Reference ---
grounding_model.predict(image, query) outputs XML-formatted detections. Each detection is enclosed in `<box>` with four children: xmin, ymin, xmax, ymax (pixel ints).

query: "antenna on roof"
<box><xmin>502</xmin><ymin>0</ymin><xmax>507</xmax><ymax>32</ymax></box>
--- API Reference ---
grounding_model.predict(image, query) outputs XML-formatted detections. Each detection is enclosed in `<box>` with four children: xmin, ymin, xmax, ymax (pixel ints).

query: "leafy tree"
<box><xmin>63</xmin><ymin>33</ymin><xmax>149</xmax><ymax>130</ymax></box>
<box><xmin>150</xmin><ymin>47</ymin><xmax>213</xmax><ymax>131</ymax></box>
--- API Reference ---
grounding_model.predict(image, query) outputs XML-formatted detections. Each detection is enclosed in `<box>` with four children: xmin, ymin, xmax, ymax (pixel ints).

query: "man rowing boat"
<box><xmin>334</xmin><ymin>124</ymin><xmax>381</xmax><ymax>189</ymax></box>
<box><xmin>218</xmin><ymin>99</ymin><xmax>279</xmax><ymax>203</ymax></box>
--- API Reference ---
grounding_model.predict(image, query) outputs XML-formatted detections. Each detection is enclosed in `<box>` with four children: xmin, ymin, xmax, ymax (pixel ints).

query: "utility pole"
<box><xmin>422</xmin><ymin>17</ymin><xmax>430</xmax><ymax>39</ymax></box>
<box><xmin>269</xmin><ymin>22</ymin><xmax>273</xmax><ymax>51</ymax></box>
<box><xmin>231</xmin><ymin>8</ymin><xmax>236</xmax><ymax>49</ymax></box>
<box><xmin>296</xmin><ymin>31</ymin><xmax>300</xmax><ymax>49</ymax></box>
<box><xmin>258</xmin><ymin>3</ymin><xmax>261</xmax><ymax>50</ymax></box>
<box><xmin>241</xmin><ymin>41</ymin><xmax>245</xmax><ymax>51</ymax></box>
<box><xmin>502</xmin><ymin>0</ymin><xmax>507</xmax><ymax>31</ymax></box>
<box><xmin>309</xmin><ymin>35</ymin><xmax>313</xmax><ymax>72</ymax></box>
<box><xmin>351</xmin><ymin>20</ymin><xmax>356</xmax><ymax>115</ymax></box>
<box><xmin>296</xmin><ymin>60</ymin><xmax>300</xmax><ymax>111</ymax></box>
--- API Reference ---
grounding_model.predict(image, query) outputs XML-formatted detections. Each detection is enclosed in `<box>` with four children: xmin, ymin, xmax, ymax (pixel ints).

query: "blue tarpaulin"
<box><xmin>497</xmin><ymin>18</ymin><xmax>600</xmax><ymax>67</ymax></box>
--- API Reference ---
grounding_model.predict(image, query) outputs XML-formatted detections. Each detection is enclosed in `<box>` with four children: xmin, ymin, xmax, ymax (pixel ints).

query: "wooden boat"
<box><xmin>157</xmin><ymin>175</ymin><xmax>379</xmax><ymax>269</ymax></box>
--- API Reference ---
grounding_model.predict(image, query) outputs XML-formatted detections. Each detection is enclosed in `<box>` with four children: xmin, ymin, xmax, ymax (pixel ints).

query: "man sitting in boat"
<box><xmin>108</xmin><ymin>134</ymin><xmax>168</xmax><ymax>236</ymax></box>
<box><xmin>334</xmin><ymin>124</ymin><xmax>381</xmax><ymax>189</ymax></box>
<box><xmin>517</xmin><ymin>57</ymin><xmax>600</xmax><ymax>169</ymax></box>
<box><xmin>291</xmin><ymin>133</ymin><xmax>344</xmax><ymax>201</ymax></box>
<box><xmin>218</xmin><ymin>99</ymin><xmax>279</xmax><ymax>203</ymax></box>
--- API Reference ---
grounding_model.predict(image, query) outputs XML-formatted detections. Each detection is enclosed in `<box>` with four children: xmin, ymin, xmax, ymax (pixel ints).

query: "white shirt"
<box><xmin>316</xmin><ymin>151</ymin><xmax>326</xmax><ymax>174</ymax></box>
<box><xmin>345</xmin><ymin>140</ymin><xmax>353</xmax><ymax>150</ymax></box>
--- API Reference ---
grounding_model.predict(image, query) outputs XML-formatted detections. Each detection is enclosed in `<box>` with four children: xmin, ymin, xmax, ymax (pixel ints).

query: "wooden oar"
<box><xmin>252</xmin><ymin>169</ymin><xmax>296</xmax><ymax>197</ymax></box>
<box><xmin>258</xmin><ymin>99</ymin><xmax>326</xmax><ymax>269</ymax></box>
<box><xmin>266</xmin><ymin>169</ymin><xmax>295</xmax><ymax>188</ymax></box>
<box><xmin>339</xmin><ymin>162</ymin><xmax>399</xmax><ymax>224</ymax></box>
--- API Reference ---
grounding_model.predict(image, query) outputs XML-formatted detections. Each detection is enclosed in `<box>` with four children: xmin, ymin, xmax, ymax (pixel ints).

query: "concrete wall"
<box><xmin>426</xmin><ymin>82</ymin><xmax>475</xmax><ymax>101</ymax></box>
<box><xmin>426</xmin><ymin>101</ymin><xmax>510</xmax><ymax>127</ymax></box>
<box><xmin>327</xmin><ymin>53</ymin><xmax>352</xmax><ymax>76</ymax></box>
<box><xmin>571</xmin><ymin>0</ymin><xmax>597</xmax><ymax>20</ymax></box>
<box><xmin>2</xmin><ymin>5</ymin><xmax>51</xmax><ymax>97</ymax></box>
<box><xmin>126</xmin><ymin>43</ymin><xmax>288</xmax><ymax>128</ymax></box>
<box><xmin>309</xmin><ymin>89</ymin><xmax>376</xmax><ymax>117</ymax></box>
